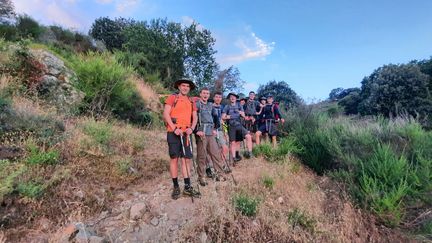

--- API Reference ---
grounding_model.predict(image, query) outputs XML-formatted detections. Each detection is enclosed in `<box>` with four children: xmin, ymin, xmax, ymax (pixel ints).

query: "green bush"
<box><xmin>262</xmin><ymin>175</ymin><xmax>275</xmax><ymax>189</ymax></box>
<box><xmin>25</xmin><ymin>142</ymin><xmax>60</xmax><ymax>165</ymax></box>
<box><xmin>287</xmin><ymin>208</ymin><xmax>316</xmax><ymax>232</ymax></box>
<box><xmin>0</xmin><ymin>23</ymin><xmax>18</xmax><ymax>41</ymax></box>
<box><xmin>16</xmin><ymin>15</ymin><xmax>44</xmax><ymax>39</ymax></box>
<box><xmin>253</xmin><ymin>137</ymin><xmax>302</xmax><ymax>163</ymax></box>
<box><xmin>234</xmin><ymin>194</ymin><xmax>260</xmax><ymax>217</ymax></box>
<box><xmin>17</xmin><ymin>181</ymin><xmax>44</xmax><ymax>198</ymax></box>
<box><xmin>82</xmin><ymin>120</ymin><xmax>113</xmax><ymax>146</ymax></box>
<box><xmin>71</xmin><ymin>52</ymin><xmax>152</xmax><ymax>125</ymax></box>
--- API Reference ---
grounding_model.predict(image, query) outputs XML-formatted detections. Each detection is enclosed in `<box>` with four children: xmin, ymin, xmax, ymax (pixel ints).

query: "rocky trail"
<box><xmin>18</xmin><ymin>152</ymin><xmax>412</xmax><ymax>243</ymax></box>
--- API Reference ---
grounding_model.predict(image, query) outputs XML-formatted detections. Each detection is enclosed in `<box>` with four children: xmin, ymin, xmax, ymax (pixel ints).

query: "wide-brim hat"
<box><xmin>174</xmin><ymin>78</ymin><xmax>196</xmax><ymax>90</ymax></box>
<box><xmin>226</xmin><ymin>92</ymin><xmax>239</xmax><ymax>99</ymax></box>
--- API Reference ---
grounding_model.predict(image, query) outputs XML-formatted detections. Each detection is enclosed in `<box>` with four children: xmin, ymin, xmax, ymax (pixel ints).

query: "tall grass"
<box><xmin>280</xmin><ymin>105</ymin><xmax>432</xmax><ymax>228</ymax></box>
<box><xmin>70</xmin><ymin>52</ymin><xmax>153</xmax><ymax>125</ymax></box>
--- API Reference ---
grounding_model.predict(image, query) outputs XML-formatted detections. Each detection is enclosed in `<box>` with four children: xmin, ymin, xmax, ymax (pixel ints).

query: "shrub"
<box><xmin>116</xmin><ymin>157</ymin><xmax>132</xmax><ymax>175</ymax></box>
<box><xmin>16</xmin><ymin>15</ymin><xmax>44</xmax><ymax>39</ymax></box>
<box><xmin>71</xmin><ymin>52</ymin><xmax>152</xmax><ymax>125</ymax></box>
<box><xmin>17</xmin><ymin>181</ymin><xmax>44</xmax><ymax>198</ymax></box>
<box><xmin>287</xmin><ymin>208</ymin><xmax>317</xmax><ymax>232</ymax></box>
<box><xmin>82</xmin><ymin>119</ymin><xmax>113</xmax><ymax>146</ymax></box>
<box><xmin>0</xmin><ymin>160</ymin><xmax>26</xmax><ymax>202</ymax></box>
<box><xmin>262</xmin><ymin>175</ymin><xmax>275</xmax><ymax>189</ymax></box>
<box><xmin>253</xmin><ymin>137</ymin><xmax>302</xmax><ymax>163</ymax></box>
<box><xmin>25</xmin><ymin>141</ymin><xmax>60</xmax><ymax>165</ymax></box>
<box><xmin>234</xmin><ymin>194</ymin><xmax>260</xmax><ymax>217</ymax></box>
<box><xmin>0</xmin><ymin>23</ymin><xmax>18</xmax><ymax>41</ymax></box>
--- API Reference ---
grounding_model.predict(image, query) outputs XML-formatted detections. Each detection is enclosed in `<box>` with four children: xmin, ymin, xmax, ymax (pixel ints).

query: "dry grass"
<box><xmin>131</xmin><ymin>75</ymin><xmax>163</xmax><ymax>113</ymax></box>
<box><xmin>181</xmin><ymin>155</ymin><xmax>413</xmax><ymax>242</ymax></box>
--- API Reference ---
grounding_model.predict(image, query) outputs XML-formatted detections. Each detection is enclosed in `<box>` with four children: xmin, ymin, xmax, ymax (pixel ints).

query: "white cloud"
<box><xmin>181</xmin><ymin>16</ymin><xmax>204</xmax><ymax>31</ymax></box>
<box><xmin>116</xmin><ymin>0</ymin><xmax>139</xmax><ymax>12</ymax></box>
<box><xmin>95</xmin><ymin>0</ymin><xmax>113</xmax><ymax>3</ymax></box>
<box><xmin>13</xmin><ymin>0</ymin><xmax>82</xmax><ymax>29</ymax></box>
<box><xmin>220</xmin><ymin>31</ymin><xmax>275</xmax><ymax>64</ymax></box>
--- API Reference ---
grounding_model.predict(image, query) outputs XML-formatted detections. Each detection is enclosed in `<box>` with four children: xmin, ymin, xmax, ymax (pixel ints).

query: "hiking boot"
<box><xmin>215</xmin><ymin>173</ymin><xmax>226</xmax><ymax>182</ymax></box>
<box><xmin>234</xmin><ymin>154</ymin><xmax>242</xmax><ymax>162</ymax></box>
<box><xmin>171</xmin><ymin>186</ymin><xmax>181</xmax><ymax>200</ymax></box>
<box><xmin>206</xmin><ymin>167</ymin><xmax>213</xmax><ymax>178</ymax></box>
<box><xmin>183</xmin><ymin>186</ymin><xmax>201</xmax><ymax>198</ymax></box>
<box><xmin>198</xmin><ymin>177</ymin><xmax>207</xmax><ymax>186</ymax></box>
<box><xmin>244</xmin><ymin>151</ymin><xmax>252</xmax><ymax>159</ymax></box>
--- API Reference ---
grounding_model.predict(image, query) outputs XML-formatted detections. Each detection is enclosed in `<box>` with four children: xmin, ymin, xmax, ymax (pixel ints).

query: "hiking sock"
<box><xmin>184</xmin><ymin>178</ymin><xmax>191</xmax><ymax>188</ymax></box>
<box><xmin>172</xmin><ymin>178</ymin><xmax>179</xmax><ymax>188</ymax></box>
<box><xmin>235</xmin><ymin>151</ymin><xmax>240</xmax><ymax>158</ymax></box>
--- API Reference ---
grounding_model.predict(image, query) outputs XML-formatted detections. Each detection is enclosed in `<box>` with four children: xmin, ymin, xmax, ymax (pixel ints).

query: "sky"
<box><xmin>11</xmin><ymin>0</ymin><xmax>432</xmax><ymax>101</ymax></box>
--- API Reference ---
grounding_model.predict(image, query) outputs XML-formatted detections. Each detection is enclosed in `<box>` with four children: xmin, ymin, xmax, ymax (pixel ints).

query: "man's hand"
<box><xmin>212</xmin><ymin>130</ymin><xmax>217</xmax><ymax>136</ymax></box>
<box><xmin>252</xmin><ymin>117</ymin><xmax>256</xmax><ymax>123</ymax></box>
<box><xmin>281</xmin><ymin>118</ymin><xmax>285</xmax><ymax>124</ymax></box>
<box><xmin>196</xmin><ymin>131</ymin><xmax>205</xmax><ymax>137</ymax></box>
<box><xmin>174</xmin><ymin>128</ymin><xmax>182</xmax><ymax>136</ymax></box>
<box><xmin>226</xmin><ymin>115</ymin><xmax>231</xmax><ymax>120</ymax></box>
<box><xmin>186</xmin><ymin>128</ymin><xmax>193</xmax><ymax>135</ymax></box>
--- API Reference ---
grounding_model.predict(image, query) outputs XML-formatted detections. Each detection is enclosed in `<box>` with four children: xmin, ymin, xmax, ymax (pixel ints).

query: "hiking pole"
<box><xmin>216</xmin><ymin>136</ymin><xmax>237</xmax><ymax>186</ymax></box>
<box><xmin>180</xmin><ymin>134</ymin><xmax>195</xmax><ymax>203</ymax></box>
<box><xmin>189</xmin><ymin>134</ymin><xmax>201</xmax><ymax>197</ymax></box>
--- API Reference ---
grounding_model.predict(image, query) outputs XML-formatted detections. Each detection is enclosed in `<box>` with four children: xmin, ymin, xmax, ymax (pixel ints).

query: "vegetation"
<box><xmin>234</xmin><ymin>193</ymin><xmax>260</xmax><ymax>217</ymax></box>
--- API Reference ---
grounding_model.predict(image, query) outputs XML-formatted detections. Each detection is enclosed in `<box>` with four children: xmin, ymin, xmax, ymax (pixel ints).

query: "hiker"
<box><xmin>222</xmin><ymin>93</ymin><xmax>253</xmax><ymax>162</ymax></box>
<box><xmin>163</xmin><ymin>78</ymin><xmax>200</xmax><ymax>200</ymax></box>
<box><xmin>195</xmin><ymin>87</ymin><xmax>228</xmax><ymax>186</ymax></box>
<box><xmin>212</xmin><ymin>91</ymin><xmax>230</xmax><ymax>165</ymax></box>
<box><xmin>255</xmin><ymin>95</ymin><xmax>284</xmax><ymax>147</ymax></box>
<box><xmin>243</xmin><ymin>91</ymin><xmax>261</xmax><ymax>140</ymax></box>
<box><xmin>239</xmin><ymin>98</ymin><xmax>247</xmax><ymax>110</ymax></box>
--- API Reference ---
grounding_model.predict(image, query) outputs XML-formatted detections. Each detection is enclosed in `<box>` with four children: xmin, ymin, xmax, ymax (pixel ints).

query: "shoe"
<box><xmin>215</xmin><ymin>174</ymin><xmax>226</xmax><ymax>182</ymax></box>
<box><xmin>206</xmin><ymin>168</ymin><xmax>213</xmax><ymax>178</ymax></box>
<box><xmin>183</xmin><ymin>186</ymin><xmax>201</xmax><ymax>198</ymax></box>
<box><xmin>198</xmin><ymin>177</ymin><xmax>207</xmax><ymax>186</ymax></box>
<box><xmin>234</xmin><ymin>154</ymin><xmax>242</xmax><ymax>162</ymax></box>
<box><xmin>244</xmin><ymin>151</ymin><xmax>251</xmax><ymax>159</ymax></box>
<box><xmin>171</xmin><ymin>186</ymin><xmax>181</xmax><ymax>200</ymax></box>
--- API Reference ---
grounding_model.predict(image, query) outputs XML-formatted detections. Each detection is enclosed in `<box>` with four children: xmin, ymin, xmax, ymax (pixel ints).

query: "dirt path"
<box><xmin>42</xmin><ymin>154</ymin><xmax>414</xmax><ymax>243</ymax></box>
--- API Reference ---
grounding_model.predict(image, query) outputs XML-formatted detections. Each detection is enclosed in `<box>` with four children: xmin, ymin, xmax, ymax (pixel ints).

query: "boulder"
<box><xmin>30</xmin><ymin>49</ymin><xmax>84</xmax><ymax>111</ymax></box>
<box><xmin>129</xmin><ymin>202</ymin><xmax>147</xmax><ymax>220</ymax></box>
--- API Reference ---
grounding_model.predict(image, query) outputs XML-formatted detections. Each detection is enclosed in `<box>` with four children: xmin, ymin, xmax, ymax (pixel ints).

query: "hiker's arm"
<box><xmin>188</xmin><ymin>110</ymin><xmax>198</xmax><ymax>135</ymax></box>
<box><xmin>163</xmin><ymin>104</ymin><xmax>176</xmax><ymax>131</ymax></box>
<box><xmin>212</xmin><ymin>108</ymin><xmax>221</xmax><ymax>129</ymax></box>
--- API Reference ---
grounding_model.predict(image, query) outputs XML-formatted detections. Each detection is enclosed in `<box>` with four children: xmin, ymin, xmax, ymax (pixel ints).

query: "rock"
<box><xmin>200</xmin><ymin>232</ymin><xmax>208</xmax><ymax>243</ymax></box>
<box><xmin>89</xmin><ymin>236</ymin><xmax>106</xmax><ymax>243</ymax></box>
<box><xmin>129</xmin><ymin>202</ymin><xmax>147</xmax><ymax>220</ymax></box>
<box><xmin>150</xmin><ymin>217</ymin><xmax>159</xmax><ymax>226</ymax></box>
<box><xmin>277</xmin><ymin>197</ymin><xmax>284</xmax><ymax>204</ymax></box>
<box><xmin>58</xmin><ymin>223</ymin><xmax>79</xmax><ymax>242</ymax></box>
<box><xmin>74</xmin><ymin>223</ymin><xmax>96</xmax><ymax>243</ymax></box>
<box><xmin>30</xmin><ymin>49</ymin><xmax>84</xmax><ymax>111</ymax></box>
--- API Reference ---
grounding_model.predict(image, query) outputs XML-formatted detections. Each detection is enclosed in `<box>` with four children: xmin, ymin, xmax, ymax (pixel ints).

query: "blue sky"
<box><xmin>13</xmin><ymin>0</ymin><xmax>432</xmax><ymax>101</ymax></box>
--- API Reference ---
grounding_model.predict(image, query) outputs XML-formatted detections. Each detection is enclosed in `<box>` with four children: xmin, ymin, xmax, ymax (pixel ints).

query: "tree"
<box><xmin>338</xmin><ymin>90</ymin><xmax>361</xmax><ymax>115</ymax></box>
<box><xmin>213</xmin><ymin>66</ymin><xmax>245</xmax><ymax>93</ymax></box>
<box><xmin>89</xmin><ymin>17</ymin><xmax>132</xmax><ymax>51</ymax></box>
<box><xmin>257</xmin><ymin>80</ymin><xmax>301</xmax><ymax>108</ymax></box>
<box><xmin>16</xmin><ymin>14</ymin><xmax>43</xmax><ymax>39</ymax></box>
<box><xmin>329</xmin><ymin>87</ymin><xmax>344</xmax><ymax>101</ymax></box>
<box><xmin>0</xmin><ymin>0</ymin><xmax>15</xmax><ymax>22</ymax></box>
<box><xmin>358</xmin><ymin>64</ymin><xmax>432</xmax><ymax>118</ymax></box>
<box><xmin>184</xmin><ymin>23</ymin><xmax>218</xmax><ymax>89</ymax></box>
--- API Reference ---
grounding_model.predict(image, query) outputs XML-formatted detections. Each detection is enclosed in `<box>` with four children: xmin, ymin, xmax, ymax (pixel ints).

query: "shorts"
<box><xmin>258</xmin><ymin>121</ymin><xmax>278</xmax><ymax>136</ymax></box>
<box><xmin>215</xmin><ymin>130</ymin><xmax>227</xmax><ymax>147</ymax></box>
<box><xmin>167</xmin><ymin>132</ymin><xmax>193</xmax><ymax>159</ymax></box>
<box><xmin>228</xmin><ymin>123</ymin><xmax>249</xmax><ymax>142</ymax></box>
<box><xmin>243</xmin><ymin>119</ymin><xmax>257</xmax><ymax>133</ymax></box>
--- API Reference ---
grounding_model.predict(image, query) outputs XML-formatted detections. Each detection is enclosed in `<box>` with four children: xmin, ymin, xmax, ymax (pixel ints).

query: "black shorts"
<box><xmin>228</xmin><ymin>123</ymin><xmax>248</xmax><ymax>142</ymax></box>
<box><xmin>258</xmin><ymin>121</ymin><xmax>278</xmax><ymax>136</ymax></box>
<box><xmin>167</xmin><ymin>132</ymin><xmax>193</xmax><ymax>159</ymax></box>
<box><xmin>243</xmin><ymin>119</ymin><xmax>257</xmax><ymax>133</ymax></box>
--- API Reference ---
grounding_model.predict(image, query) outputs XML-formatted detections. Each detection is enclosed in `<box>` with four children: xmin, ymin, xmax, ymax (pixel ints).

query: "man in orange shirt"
<box><xmin>163</xmin><ymin>78</ymin><xmax>199</xmax><ymax>200</ymax></box>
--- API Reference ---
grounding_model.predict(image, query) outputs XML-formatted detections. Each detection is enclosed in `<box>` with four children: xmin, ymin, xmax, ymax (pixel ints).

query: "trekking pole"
<box><xmin>188</xmin><ymin>134</ymin><xmax>201</xmax><ymax>196</ymax></box>
<box><xmin>216</xmin><ymin>136</ymin><xmax>237</xmax><ymax>186</ymax></box>
<box><xmin>180</xmin><ymin>134</ymin><xmax>195</xmax><ymax>203</ymax></box>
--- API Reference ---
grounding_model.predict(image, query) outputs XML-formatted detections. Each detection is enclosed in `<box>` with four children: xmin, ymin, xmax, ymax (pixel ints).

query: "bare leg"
<box><xmin>255</xmin><ymin>131</ymin><xmax>262</xmax><ymax>145</ymax></box>
<box><xmin>181</xmin><ymin>158</ymin><xmax>192</xmax><ymax>179</ymax></box>
<box><xmin>272</xmin><ymin>136</ymin><xmax>277</xmax><ymax>148</ymax></box>
<box><xmin>245</xmin><ymin>134</ymin><xmax>253</xmax><ymax>152</ymax></box>
<box><xmin>170</xmin><ymin>158</ymin><xmax>179</xmax><ymax>178</ymax></box>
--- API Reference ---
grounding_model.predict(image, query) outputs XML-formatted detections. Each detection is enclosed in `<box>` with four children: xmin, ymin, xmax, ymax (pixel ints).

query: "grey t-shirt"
<box><xmin>222</xmin><ymin>102</ymin><xmax>243</xmax><ymax>125</ymax></box>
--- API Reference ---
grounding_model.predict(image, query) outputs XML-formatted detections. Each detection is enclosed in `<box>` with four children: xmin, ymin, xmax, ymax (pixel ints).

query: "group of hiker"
<box><xmin>163</xmin><ymin>78</ymin><xmax>284</xmax><ymax>200</ymax></box>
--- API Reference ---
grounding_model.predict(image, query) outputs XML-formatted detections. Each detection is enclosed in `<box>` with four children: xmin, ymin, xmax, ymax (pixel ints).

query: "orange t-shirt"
<box><xmin>165</xmin><ymin>94</ymin><xmax>197</xmax><ymax>132</ymax></box>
